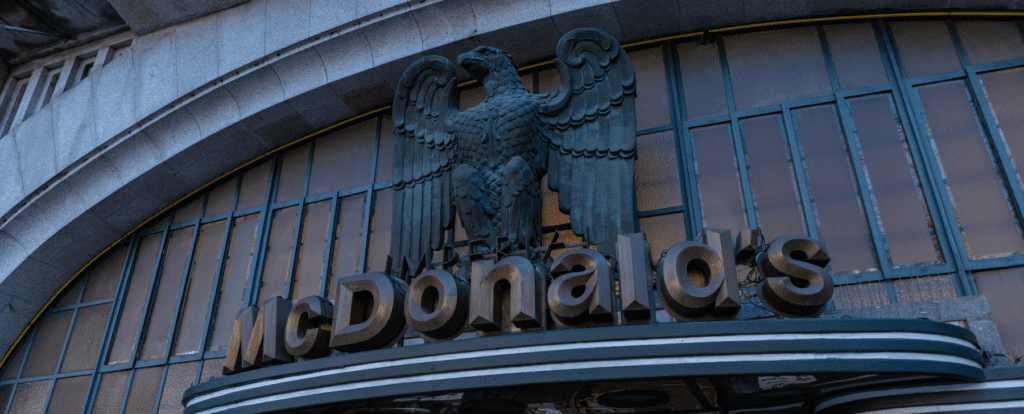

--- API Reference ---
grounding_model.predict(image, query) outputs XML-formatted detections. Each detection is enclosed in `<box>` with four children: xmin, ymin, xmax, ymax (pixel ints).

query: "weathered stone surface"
<box><xmin>265</xmin><ymin>0</ymin><xmax>312</xmax><ymax>54</ymax></box>
<box><xmin>11</xmin><ymin>107</ymin><xmax>56</xmax><ymax>193</ymax></box>
<box><xmin>217</xmin><ymin>0</ymin><xmax>267</xmax><ymax>77</ymax></box>
<box><xmin>175</xmin><ymin>14</ymin><xmax>221</xmax><ymax>95</ymax></box>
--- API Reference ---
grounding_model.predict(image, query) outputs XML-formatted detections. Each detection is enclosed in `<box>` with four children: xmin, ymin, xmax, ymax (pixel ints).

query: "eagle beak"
<box><xmin>458</xmin><ymin>51</ymin><xmax>489</xmax><ymax>81</ymax></box>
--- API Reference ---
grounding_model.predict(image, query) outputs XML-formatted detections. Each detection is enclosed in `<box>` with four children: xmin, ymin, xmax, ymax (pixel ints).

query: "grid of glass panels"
<box><xmin>5</xmin><ymin>18</ymin><xmax>1024</xmax><ymax>412</ymax></box>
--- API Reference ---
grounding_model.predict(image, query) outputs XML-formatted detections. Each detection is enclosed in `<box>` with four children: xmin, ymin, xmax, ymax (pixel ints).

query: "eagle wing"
<box><xmin>539</xmin><ymin>28</ymin><xmax>638</xmax><ymax>249</ymax></box>
<box><xmin>391</xmin><ymin>56</ymin><xmax>460</xmax><ymax>272</ymax></box>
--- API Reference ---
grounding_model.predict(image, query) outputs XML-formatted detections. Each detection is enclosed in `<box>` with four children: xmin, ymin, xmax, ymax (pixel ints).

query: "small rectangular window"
<box><xmin>71</xmin><ymin>55</ymin><xmax>97</xmax><ymax>87</ymax></box>
<box><xmin>38</xmin><ymin>67</ymin><xmax>62</xmax><ymax>110</ymax></box>
<box><xmin>1</xmin><ymin>76</ymin><xmax>31</xmax><ymax>136</ymax></box>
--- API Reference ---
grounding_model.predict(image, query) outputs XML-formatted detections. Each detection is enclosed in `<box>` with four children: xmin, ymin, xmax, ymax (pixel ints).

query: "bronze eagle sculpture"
<box><xmin>390</xmin><ymin>28</ymin><xmax>637</xmax><ymax>267</ymax></box>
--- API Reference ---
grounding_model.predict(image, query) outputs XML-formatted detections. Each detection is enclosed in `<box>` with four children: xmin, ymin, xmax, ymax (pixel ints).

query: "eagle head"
<box><xmin>458</xmin><ymin>46</ymin><xmax>525</xmax><ymax>96</ymax></box>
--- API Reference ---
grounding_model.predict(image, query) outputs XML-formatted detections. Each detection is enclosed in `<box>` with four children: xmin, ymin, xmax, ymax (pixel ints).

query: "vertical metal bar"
<box><xmin>718</xmin><ymin>41</ymin><xmax>757</xmax><ymax>230</ymax></box>
<box><xmin>3</xmin><ymin>382</ymin><xmax>15</xmax><ymax>414</ymax></box>
<box><xmin>82</xmin><ymin>236</ymin><xmax>140</xmax><ymax>413</ymax></box>
<box><xmin>664</xmin><ymin>41</ymin><xmax>701</xmax><ymax>240</ymax></box>
<box><xmin>780</xmin><ymin>105</ymin><xmax>818</xmax><ymax>240</ymax></box>
<box><xmin>13</xmin><ymin>324</ymin><xmax>38</xmax><ymax>382</ymax></box>
<box><xmin>243</xmin><ymin>154</ymin><xmax>282</xmax><ymax>307</ymax></box>
<box><xmin>358</xmin><ymin>115</ymin><xmax>384</xmax><ymax>273</ymax></box>
<box><xmin>41</xmin><ymin>270</ymin><xmax>89</xmax><ymax>413</ymax></box>
<box><xmin>128</xmin><ymin>226</ymin><xmax>173</xmax><ymax>368</ymax></box>
<box><xmin>283</xmin><ymin>143</ymin><xmax>317</xmax><ymax>300</ymax></box>
<box><xmin>824</xmin><ymin>23</ymin><xmax>894</xmax><ymax>279</ymax></box>
<box><xmin>878</xmin><ymin>19</ymin><xmax>972</xmax><ymax>296</ymax></box>
<box><xmin>834</xmin><ymin>95</ymin><xmax>894</xmax><ymax>280</ymax></box>
<box><xmin>117</xmin><ymin>368</ymin><xmax>135</xmax><ymax>414</ymax></box>
<box><xmin>149</xmin><ymin>365</ymin><xmax>170</xmax><ymax>414</ymax></box>
<box><xmin>320</xmin><ymin>195</ymin><xmax>341</xmax><ymax>297</ymax></box>
<box><xmin>160</xmin><ymin>215</ymin><xmax>203</xmax><ymax>363</ymax></box>
<box><xmin>197</xmin><ymin>214</ymin><xmax>236</xmax><ymax>357</ymax></box>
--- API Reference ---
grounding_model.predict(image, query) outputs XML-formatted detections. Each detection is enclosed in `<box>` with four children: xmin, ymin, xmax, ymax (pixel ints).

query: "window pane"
<box><xmin>46</xmin><ymin>375</ymin><xmax>90</xmax><ymax>414</ymax></box>
<box><xmin>724</xmin><ymin>26</ymin><xmax>832</xmax><ymax>111</ymax></box>
<box><xmin>124</xmin><ymin>367</ymin><xmax>163</xmax><ymax>414</ymax></box>
<box><xmin>204</xmin><ymin>177</ymin><xmax>237</xmax><ymax>217</ymax></box>
<box><xmin>692</xmin><ymin>123</ymin><xmax>747</xmax><ymax>233</ymax></box>
<box><xmin>640</xmin><ymin>212</ymin><xmax>688</xmax><ymax>265</ymax></box>
<box><xmin>331</xmin><ymin>193</ymin><xmax>367</xmax><ymax>296</ymax></box>
<box><xmin>293</xmin><ymin>201</ymin><xmax>332</xmax><ymax>299</ymax></box>
<box><xmin>108</xmin><ymin>234</ymin><xmax>163</xmax><ymax>365</ymax></box>
<box><xmin>890</xmin><ymin>20</ymin><xmax>962</xmax><ymax>78</ymax></box>
<box><xmin>21</xmin><ymin>311</ymin><xmax>73</xmax><ymax>378</ymax></box>
<box><xmin>7</xmin><ymin>380</ymin><xmax>50</xmax><ymax>414</ymax></box>
<box><xmin>918</xmin><ymin>80</ymin><xmax>1024</xmax><ymax>259</ymax></box>
<box><xmin>236</xmin><ymin>160</ymin><xmax>272</xmax><ymax>210</ymax></box>
<box><xmin>980</xmin><ymin>68</ymin><xmax>1024</xmax><ymax>192</ymax></box>
<box><xmin>52</xmin><ymin>277</ymin><xmax>83</xmax><ymax>308</ymax></box>
<box><xmin>157</xmin><ymin>362</ymin><xmax>199</xmax><ymax>414</ymax></box>
<box><xmin>848</xmin><ymin>94</ymin><xmax>941</xmax><ymax>266</ymax></box>
<box><xmin>172</xmin><ymin>197</ymin><xmax>203</xmax><ymax>225</ymax></box>
<box><xmin>199</xmin><ymin>358</ymin><xmax>225</xmax><ymax>384</ymax></box>
<box><xmin>208</xmin><ymin>213</ymin><xmax>261</xmax><ymax>351</ymax></box>
<box><xmin>832</xmin><ymin>281</ymin><xmax>890</xmax><ymax>310</ymax></box>
<box><xmin>367</xmin><ymin>189</ymin><xmax>393</xmax><ymax>273</ymax></box>
<box><xmin>275</xmin><ymin>143</ymin><xmax>311</xmax><ymax>203</ymax></box>
<box><xmin>173</xmin><ymin>220</ymin><xmax>227</xmax><ymax>357</ymax></box>
<box><xmin>537</xmin><ymin>68</ymin><xmax>560</xmax><ymax>94</ymax></box>
<box><xmin>636</xmin><ymin>130</ymin><xmax>682</xmax><ymax>211</ymax></box>
<box><xmin>82</xmin><ymin>245</ymin><xmax>127</xmax><ymax>302</ymax></box>
<box><xmin>974</xmin><ymin>267</ymin><xmax>1024</xmax><ymax>357</ymax></box>
<box><xmin>824</xmin><ymin>23</ymin><xmax>888</xmax><ymax>90</ymax></box>
<box><xmin>0</xmin><ymin>385</ymin><xmax>12</xmax><ymax>414</ymax></box>
<box><xmin>740</xmin><ymin>114</ymin><xmax>807</xmax><ymax>240</ymax></box>
<box><xmin>541</xmin><ymin>175</ymin><xmax>569</xmax><ymax>227</ymax></box>
<box><xmin>140</xmin><ymin>226</ymin><xmax>195</xmax><ymax>361</ymax></box>
<box><xmin>955</xmin><ymin>20</ymin><xmax>1024</xmax><ymax>65</ymax></box>
<box><xmin>92</xmin><ymin>370</ymin><xmax>130</xmax><ymax>414</ymax></box>
<box><xmin>376</xmin><ymin>115</ymin><xmax>394</xmax><ymax>183</ymax></box>
<box><xmin>60</xmin><ymin>303</ymin><xmax>112</xmax><ymax>373</ymax></box>
<box><xmin>892</xmin><ymin>274</ymin><xmax>957</xmax><ymax>303</ymax></box>
<box><xmin>629</xmin><ymin>47</ymin><xmax>671</xmax><ymax>130</ymax></box>
<box><xmin>308</xmin><ymin>119</ymin><xmax>376</xmax><ymax>197</ymax></box>
<box><xmin>794</xmin><ymin>104</ymin><xmax>878</xmax><ymax>274</ymax></box>
<box><xmin>259</xmin><ymin>206</ymin><xmax>299</xmax><ymax>303</ymax></box>
<box><xmin>0</xmin><ymin>341</ymin><xmax>27</xmax><ymax>380</ymax></box>
<box><xmin>677</xmin><ymin>41</ymin><xmax>728</xmax><ymax>120</ymax></box>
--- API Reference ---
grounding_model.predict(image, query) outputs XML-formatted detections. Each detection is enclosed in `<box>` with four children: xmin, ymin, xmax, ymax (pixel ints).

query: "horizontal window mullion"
<box><xmin>637</xmin><ymin>124</ymin><xmax>674</xmax><ymax>135</ymax></box>
<box><xmin>834</xmin><ymin>81</ymin><xmax>897</xmax><ymax>99</ymax></box>
<box><xmin>833</xmin><ymin>271</ymin><xmax>885</xmax><ymax>286</ymax></box>
<box><xmin>964</xmin><ymin>255</ymin><xmax>1024</xmax><ymax>271</ymax></box>
<box><xmin>905</xmin><ymin>69</ymin><xmax>966</xmax><ymax>86</ymax></box>
<box><xmin>682</xmin><ymin>113</ymin><xmax>731</xmax><ymax>128</ymax></box>
<box><xmin>967</xmin><ymin>57</ymin><xmax>1024</xmax><ymax>74</ymax></box>
<box><xmin>637</xmin><ymin>205</ymin><xmax>686</xmax><ymax>218</ymax></box>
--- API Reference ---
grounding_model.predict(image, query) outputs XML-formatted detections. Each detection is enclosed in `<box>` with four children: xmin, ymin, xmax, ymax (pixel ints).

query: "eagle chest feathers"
<box><xmin>452</xmin><ymin>94</ymin><xmax>546</xmax><ymax>244</ymax></box>
<box><xmin>456</xmin><ymin>96</ymin><xmax>545</xmax><ymax>184</ymax></box>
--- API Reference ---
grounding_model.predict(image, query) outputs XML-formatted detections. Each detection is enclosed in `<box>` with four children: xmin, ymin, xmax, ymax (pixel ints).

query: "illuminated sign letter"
<box><xmin>223</xmin><ymin>297</ymin><xmax>293</xmax><ymax>375</ymax></box>
<box><xmin>284</xmin><ymin>295</ymin><xmax>334</xmax><ymax>358</ymax></box>
<box><xmin>470</xmin><ymin>256</ymin><xmax>545</xmax><ymax>334</ymax></box>
<box><xmin>330</xmin><ymin>273</ymin><xmax>408</xmax><ymax>352</ymax></box>
<box><xmin>405</xmin><ymin>269</ymin><xmax>470</xmax><ymax>341</ymax></box>
<box><xmin>547</xmin><ymin>249</ymin><xmax>613</xmax><ymax>327</ymax></box>
<box><xmin>757</xmin><ymin>235</ymin><xmax>833</xmax><ymax>316</ymax></box>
